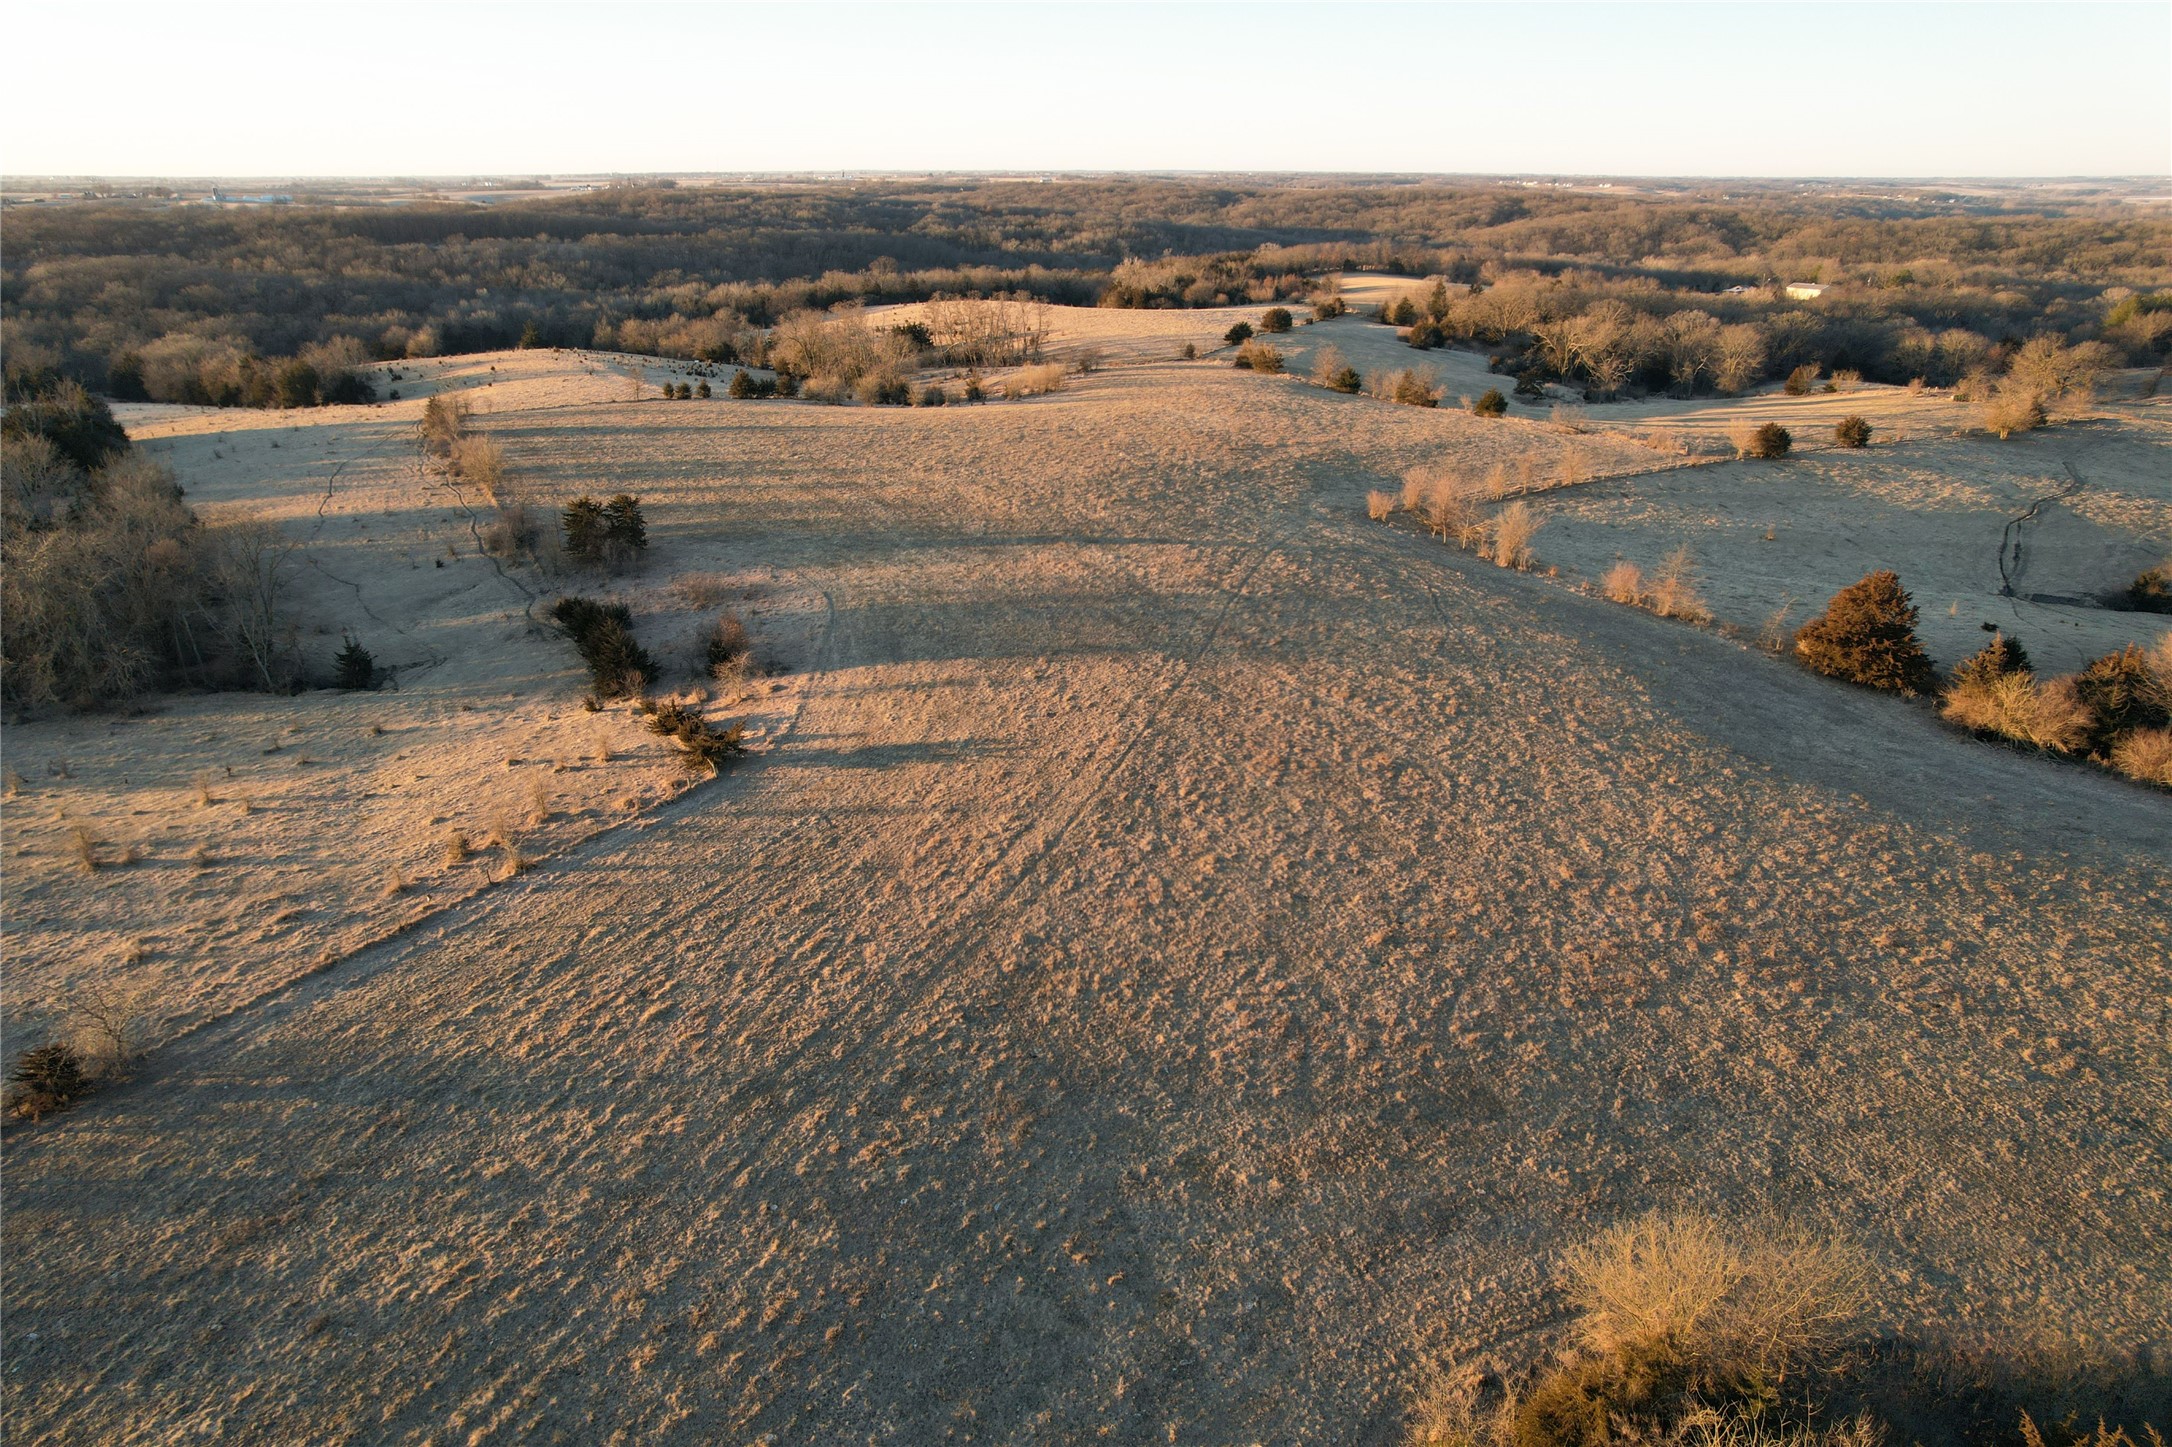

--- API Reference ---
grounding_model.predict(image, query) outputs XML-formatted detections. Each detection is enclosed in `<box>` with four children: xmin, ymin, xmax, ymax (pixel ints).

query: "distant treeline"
<box><xmin>3</xmin><ymin>180</ymin><xmax>2167</xmax><ymax>407</ymax></box>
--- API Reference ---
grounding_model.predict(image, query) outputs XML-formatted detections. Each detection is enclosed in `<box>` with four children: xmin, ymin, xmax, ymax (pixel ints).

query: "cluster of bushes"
<box><xmin>1233</xmin><ymin>340</ymin><xmax>1284</xmax><ymax>374</ymax></box>
<box><xmin>3</xmin><ymin>375</ymin><xmax>300</xmax><ymax>708</ymax></box>
<box><xmin>657</xmin><ymin>380</ymin><xmax>711</xmax><ymax>400</ymax></box>
<box><xmin>1379</xmin><ymin>464</ymin><xmax>1549</xmax><ymax>570</ymax></box>
<box><xmin>561</xmin><ymin>494</ymin><xmax>648</xmax><ymax>571</ymax></box>
<box><xmin>726</xmin><ymin>370</ymin><xmax>788</xmax><ymax>399</ymax></box>
<box><xmin>1941</xmin><ymin>633</ymin><xmax>2172</xmax><ymax>785</ymax></box>
<box><xmin>1787</xmin><ymin>570</ymin><xmax>2172</xmax><ymax>787</ymax></box>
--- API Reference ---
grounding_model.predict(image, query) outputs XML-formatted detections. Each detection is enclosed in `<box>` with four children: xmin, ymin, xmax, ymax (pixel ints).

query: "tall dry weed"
<box><xmin>1489</xmin><ymin>502</ymin><xmax>1540</xmax><ymax>570</ymax></box>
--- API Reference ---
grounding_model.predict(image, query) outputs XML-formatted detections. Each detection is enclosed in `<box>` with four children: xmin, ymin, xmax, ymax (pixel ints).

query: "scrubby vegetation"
<box><xmin>1736</xmin><ymin>422</ymin><xmax>1793</xmax><ymax>460</ymax></box>
<box><xmin>1793</xmin><ymin>571</ymin><xmax>1935</xmax><ymax>695</ymax></box>
<box><xmin>1834</xmin><ymin>415</ymin><xmax>1872</xmax><ymax>448</ymax></box>
<box><xmin>3</xmin><ymin>373</ymin><xmax>301</xmax><ymax>709</ymax></box>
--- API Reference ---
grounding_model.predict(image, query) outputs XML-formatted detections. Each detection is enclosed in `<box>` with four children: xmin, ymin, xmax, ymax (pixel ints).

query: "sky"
<box><xmin>3</xmin><ymin>0</ymin><xmax>2167</xmax><ymax>178</ymax></box>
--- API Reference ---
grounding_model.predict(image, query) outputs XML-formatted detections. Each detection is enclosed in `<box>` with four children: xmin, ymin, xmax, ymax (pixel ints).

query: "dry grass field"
<box><xmin>3</xmin><ymin>330</ymin><xmax>2168</xmax><ymax>1443</ymax></box>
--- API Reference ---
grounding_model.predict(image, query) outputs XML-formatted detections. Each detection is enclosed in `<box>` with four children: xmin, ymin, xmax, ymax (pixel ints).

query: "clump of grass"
<box><xmin>4</xmin><ymin>767</ymin><xmax>26</xmax><ymax>797</ymax></box>
<box><xmin>1411</xmin><ymin>1214</ymin><xmax>1874</xmax><ymax>1447</ymax></box>
<box><xmin>1367</xmin><ymin>490</ymin><xmax>1398</xmax><ymax>522</ymax></box>
<box><xmin>672</xmin><ymin>572</ymin><xmax>736</xmax><ymax>609</ymax></box>
<box><xmin>1001</xmin><ymin>363</ymin><xmax>1067</xmax><ymax>398</ymax></box>
<box><xmin>526</xmin><ymin>778</ymin><xmax>552</xmax><ymax>826</ymax></box>
<box><xmin>65</xmin><ymin>822</ymin><xmax>103</xmax><ymax>873</ymax></box>
<box><xmin>193</xmin><ymin>772</ymin><xmax>217</xmax><ymax>807</ymax></box>
<box><xmin>384</xmin><ymin>867</ymin><xmax>410</xmax><ymax>897</ymax></box>
<box><xmin>1603</xmin><ymin>561</ymin><xmax>1646</xmax><ymax>606</ymax></box>
<box><xmin>442</xmin><ymin>828</ymin><xmax>472</xmax><ymax>865</ymax></box>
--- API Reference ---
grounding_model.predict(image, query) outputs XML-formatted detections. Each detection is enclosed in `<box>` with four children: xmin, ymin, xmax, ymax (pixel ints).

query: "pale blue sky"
<box><xmin>4</xmin><ymin>1</ymin><xmax>2166</xmax><ymax>177</ymax></box>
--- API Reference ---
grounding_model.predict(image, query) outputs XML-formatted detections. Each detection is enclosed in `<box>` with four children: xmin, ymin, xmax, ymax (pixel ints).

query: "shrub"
<box><xmin>1471</xmin><ymin>388</ymin><xmax>1508</xmax><ymax>418</ymax></box>
<box><xmin>1951</xmin><ymin>631</ymin><xmax>2032</xmax><ymax>688</ymax></box>
<box><xmin>563</xmin><ymin>495</ymin><xmax>606</xmax><ymax>563</ymax></box>
<box><xmin>727</xmin><ymin>370</ymin><xmax>758</xmax><ymax>399</ymax></box>
<box><xmin>696</xmin><ymin>380</ymin><xmax>711</xmax><ymax>399</ymax></box>
<box><xmin>1793</xmin><ymin>570</ymin><xmax>1936</xmax><ymax>694</ymax></box>
<box><xmin>2116</xmin><ymin>560</ymin><xmax>2172</xmax><ymax>613</ymax></box>
<box><xmin>334</xmin><ymin>636</ymin><xmax>375</xmax><ymax>691</ymax></box>
<box><xmin>855</xmin><ymin>369</ymin><xmax>911</xmax><ymax>406</ymax></box>
<box><xmin>1783</xmin><ymin>363</ymin><xmax>1821</xmax><ymax>395</ymax></box>
<box><xmin>916</xmin><ymin>383</ymin><xmax>948</xmax><ymax>407</ymax></box>
<box><xmin>1179</xmin><ymin>342</ymin><xmax>1198</xmax><ymax>361</ymax></box>
<box><xmin>1366</xmin><ymin>489</ymin><xmax>1396</xmax><ymax>521</ymax></box>
<box><xmin>2110</xmin><ymin>726</ymin><xmax>2172</xmax><ymax>786</ymax></box>
<box><xmin>1490</xmin><ymin>501</ymin><xmax>1540</xmax><ymax>569</ymax></box>
<box><xmin>602</xmin><ymin>493</ymin><xmax>648</xmax><ymax>558</ymax></box>
<box><xmin>1223</xmin><ymin>321</ymin><xmax>1254</xmax><ymax>347</ymax></box>
<box><xmin>1983</xmin><ymin>386</ymin><xmax>2046</xmax><ymax>438</ymax></box>
<box><xmin>2073</xmin><ymin>644</ymin><xmax>2170</xmax><ymax>753</ymax></box>
<box><xmin>1233</xmin><ymin>340</ymin><xmax>1284</xmax><ymax>374</ymax></box>
<box><xmin>1311</xmin><ymin>297</ymin><xmax>1346</xmax><ymax>321</ymax></box>
<box><xmin>7</xmin><ymin>1042</ymin><xmax>87</xmax><ymax>1120</ymax></box>
<box><xmin>1941</xmin><ymin>671</ymin><xmax>2092</xmax><ymax>754</ymax></box>
<box><xmin>705</xmin><ymin>611</ymin><xmax>752</xmax><ymax>681</ymax></box>
<box><xmin>1834</xmin><ymin>415</ymin><xmax>1871</xmax><ymax>448</ymax></box>
<box><xmin>1259</xmin><ymin>307</ymin><xmax>1293</xmax><ymax>333</ymax></box>
<box><xmin>962</xmin><ymin>371</ymin><xmax>985</xmax><ymax>402</ymax></box>
<box><xmin>1602</xmin><ymin>560</ymin><xmax>1645</xmax><ymax>605</ymax></box>
<box><xmin>1329</xmin><ymin>367</ymin><xmax>1362</xmax><ymax>394</ymax></box>
<box><xmin>551</xmin><ymin>595</ymin><xmax>655</xmax><ymax>699</ymax></box>
<box><xmin>1406</xmin><ymin>318</ymin><xmax>1444</xmax><ymax>350</ymax></box>
<box><xmin>1647</xmin><ymin>547</ymin><xmax>1708</xmax><ymax>621</ymax></box>
<box><xmin>1738</xmin><ymin>422</ymin><xmax>1792</xmax><ymax>459</ymax></box>
<box><xmin>1391</xmin><ymin>370</ymin><xmax>1440</xmax><ymax>408</ymax></box>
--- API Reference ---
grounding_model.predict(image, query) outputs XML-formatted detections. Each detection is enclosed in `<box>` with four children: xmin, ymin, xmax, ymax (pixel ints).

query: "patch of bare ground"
<box><xmin>2</xmin><ymin>350</ymin><xmax>2165</xmax><ymax>1444</ymax></box>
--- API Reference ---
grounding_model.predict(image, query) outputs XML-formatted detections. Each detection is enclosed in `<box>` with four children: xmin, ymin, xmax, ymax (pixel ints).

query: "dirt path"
<box><xmin>5</xmin><ymin>369</ymin><xmax>2168</xmax><ymax>1445</ymax></box>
